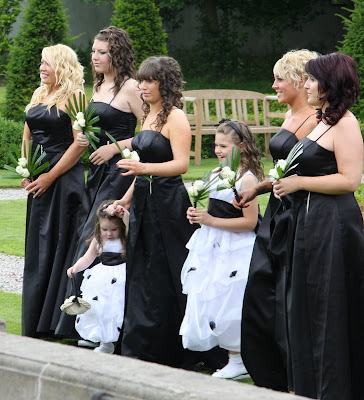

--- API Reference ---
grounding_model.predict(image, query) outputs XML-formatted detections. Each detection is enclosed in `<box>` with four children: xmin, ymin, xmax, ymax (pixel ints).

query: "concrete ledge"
<box><xmin>0</xmin><ymin>333</ymin><xmax>308</xmax><ymax>400</ymax></box>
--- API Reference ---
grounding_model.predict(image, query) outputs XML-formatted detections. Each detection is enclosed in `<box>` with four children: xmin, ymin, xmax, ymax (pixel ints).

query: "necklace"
<box><xmin>291</xmin><ymin>105</ymin><xmax>313</xmax><ymax>116</ymax></box>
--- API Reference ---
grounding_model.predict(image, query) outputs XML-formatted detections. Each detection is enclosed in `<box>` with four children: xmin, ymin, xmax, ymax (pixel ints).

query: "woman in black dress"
<box><xmin>55</xmin><ymin>27</ymin><xmax>142</xmax><ymax>339</ymax></box>
<box><xmin>272</xmin><ymin>53</ymin><xmax>364</xmax><ymax>400</ymax></box>
<box><xmin>21</xmin><ymin>44</ymin><xmax>85</xmax><ymax>337</ymax></box>
<box><xmin>236</xmin><ymin>49</ymin><xmax>318</xmax><ymax>389</ymax></box>
<box><xmin>110</xmin><ymin>56</ymin><xmax>197</xmax><ymax>367</ymax></box>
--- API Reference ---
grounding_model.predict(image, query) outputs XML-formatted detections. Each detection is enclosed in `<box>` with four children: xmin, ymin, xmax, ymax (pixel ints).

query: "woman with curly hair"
<box><xmin>21</xmin><ymin>44</ymin><xmax>85</xmax><ymax>337</ymax></box>
<box><xmin>108</xmin><ymin>56</ymin><xmax>198</xmax><ymax>367</ymax></box>
<box><xmin>55</xmin><ymin>26</ymin><xmax>143</xmax><ymax>339</ymax></box>
<box><xmin>272</xmin><ymin>53</ymin><xmax>364</xmax><ymax>399</ymax></box>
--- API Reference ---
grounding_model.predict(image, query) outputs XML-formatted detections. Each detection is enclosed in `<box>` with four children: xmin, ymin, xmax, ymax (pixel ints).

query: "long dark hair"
<box><xmin>305</xmin><ymin>53</ymin><xmax>359</xmax><ymax>125</ymax></box>
<box><xmin>88</xmin><ymin>200</ymin><xmax>127</xmax><ymax>257</ymax></box>
<box><xmin>137</xmin><ymin>56</ymin><xmax>184</xmax><ymax>132</ymax></box>
<box><xmin>93</xmin><ymin>26</ymin><xmax>136</xmax><ymax>95</ymax></box>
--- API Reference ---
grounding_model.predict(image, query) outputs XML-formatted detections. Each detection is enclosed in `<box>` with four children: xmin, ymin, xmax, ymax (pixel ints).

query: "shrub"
<box><xmin>111</xmin><ymin>0</ymin><xmax>167</xmax><ymax>66</ymax></box>
<box><xmin>0</xmin><ymin>0</ymin><xmax>22</xmax><ymax>83</ymax></box>
<box><xmin>4</xmin><ymin>0</ymin><xmax>70</xmax><ymax>121</ymax></box>
<box><xmin>0</xmin><ymin>116</ymin><xmax>23</xmax><ymax>168</ymax></box>
<box><xmin>337</xmin><ymin>0</ymin><xmax>364</xmax><ymax>121</ymax></box>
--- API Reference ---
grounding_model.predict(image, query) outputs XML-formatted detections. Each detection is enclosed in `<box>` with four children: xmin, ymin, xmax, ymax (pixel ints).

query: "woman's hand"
<box><xmin>25</xmin><ymin>173</ymin><xmax>54</xmax><ymax>197</ymax></box>
<box><xmin>272</xmin><ymin>175</ymin><xmax>300</xmax><ymax>199</ymax></box>
<box><xmin>104</xmin><ymin>203</ymin><xmax>127</xmax><ymax>217</ymax></box>
<box><xmin>21</xmin><ymin>178</ymin><xmax>32</xmax><ymax>189</ymax></box>
<box><xmin>76</xmin><ymin>132</ymin><xmax>90</xmax><ymax>147</ymax></box>
<box><xmin>116</xmin><ymin>159</ymin><xmax>147</xmax><ymax>176</ymax></box>
<box><xmin>232</xmin><ymin>187</ymin><xmax>258</xmax><ymax>209</ymax></box>
<box><xmin>187</xmin><ymin>207</ymin><xmax>213</xmax><ymax>226</ymax></box>
<box><xmin>89</xmin><ymin>144</ymin><xmax>117</xmax><ymax>165</ymax></box>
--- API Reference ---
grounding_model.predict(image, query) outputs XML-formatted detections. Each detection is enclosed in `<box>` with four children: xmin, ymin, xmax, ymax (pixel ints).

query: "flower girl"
<box><xmin>67</xmin><ymin>200</ymin><xmax>129</xmax><ymax>353</ymax></box>
<box><xmin>180</xmin><ymin>120</ymin><xmax>264</xmax><ymax>378</ymax></box>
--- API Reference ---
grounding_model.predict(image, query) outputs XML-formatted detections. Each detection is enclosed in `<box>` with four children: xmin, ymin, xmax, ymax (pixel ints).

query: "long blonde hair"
<box><xmin>25</xmin><ymin>44</ymin><xmax>84</xmax><ymax>114</ymax></box>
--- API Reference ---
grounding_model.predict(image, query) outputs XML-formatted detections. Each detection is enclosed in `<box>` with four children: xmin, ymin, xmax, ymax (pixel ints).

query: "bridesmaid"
<box><xmin>272</xmin><ymin>52</ymin><xmax>364</xmax><ymax>400</ymax></box>
<box><xmin>236</xmin><ymin>49</ymin><xmax>318</xmax><ymax>390</ymax></box>
<box><xmin>55</xmin><ymin>26</ymin><xmax>143</xmax><ymax>339</ymax></box>
<box><xmin>109</xmin><ymin>56</ymin><xmax>199</xmax><ymax>367</ymax></box>
<box><xmin>22</xmin><ymin>44</ymin><xmax>85</xmax><ymax>337</ymax></box>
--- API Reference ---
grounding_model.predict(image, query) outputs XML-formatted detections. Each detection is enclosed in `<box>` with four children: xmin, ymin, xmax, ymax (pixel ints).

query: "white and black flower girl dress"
<box><xmin>180</xmin><ymin>170</ymin><xmax>257</xmax><ymax>353</ymax></box>
<box><xmin>75</xmin><ymin>238</ymin><xmax>126</xmax><ymax>344</ymax></box>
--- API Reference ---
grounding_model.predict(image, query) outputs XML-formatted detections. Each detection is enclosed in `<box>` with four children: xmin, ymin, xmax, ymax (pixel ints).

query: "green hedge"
<box><xmin>0</xmin><ymin>117</ymin><xmax>23</xmax><ymax>168</ymax></box>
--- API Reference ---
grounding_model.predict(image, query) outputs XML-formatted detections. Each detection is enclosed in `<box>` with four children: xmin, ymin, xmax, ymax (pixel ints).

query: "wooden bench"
<box><xmin>182</xmin><ymin>89</ymin><xmax>286</xmax><ymax>165</ymax></box>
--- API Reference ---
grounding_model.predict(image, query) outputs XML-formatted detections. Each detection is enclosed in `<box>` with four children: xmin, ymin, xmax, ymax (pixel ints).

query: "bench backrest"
<box><xmin>181</xmin><ymin>89</ymin><xmax>286</xmax><ymax>165</ymax></box>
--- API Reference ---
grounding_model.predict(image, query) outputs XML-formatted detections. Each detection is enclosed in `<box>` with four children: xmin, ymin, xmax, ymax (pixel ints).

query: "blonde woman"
<box><xmin>237</xmin><ymin>49</ymin><xmax>319</xmax><ymax>390</ymax></box>
<box><xmin>21</xmin><ymin>44</ymin><xmax>85</xmax><ymax>338</ymax></box>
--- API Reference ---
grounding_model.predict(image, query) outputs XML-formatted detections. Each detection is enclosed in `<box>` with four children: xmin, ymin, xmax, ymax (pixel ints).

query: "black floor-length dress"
<box><xmin>120</xmin><ymin>130</ymin><xmax>198</xmax><ymax>367</ymax></box>
<box><xmin>241</xmin><ymin>128</ymin><xmax>298</xmax><ymax>390</ymax></box>
<box><xmin>22</xmin><ymin>105</ymin><xmax>84</xmax><ymax>337</ymax></box>
<box><xmin>284</xmin><ymin>135</ymin><xmax>364</xmax><ymax>399</ymax></box>
<box><xmin>55</xmin><ymin>101</ymin><xmax>136</xmax><ymax>337</ymax></box>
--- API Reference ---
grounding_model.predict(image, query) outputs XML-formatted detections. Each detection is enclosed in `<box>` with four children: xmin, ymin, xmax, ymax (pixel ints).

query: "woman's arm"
<box><xmin>117</xmin><ymin>109</ymin><xmax>191</xmax><ymax>177</ymax></box>
<box><xmin>87</xmin><ymin>137</ymin><xmax>133</xmax><ymax>166</ymax></box>
<box><xmin>25</xmin><ymin>90</ymin><xmax>86</xmax><ymax>197</ymax></box>
<box><xmin>67</xmin><ymin>238</ymin><xmax>98</xmax><ymax>277</ymax></box>
<box><xmin>20</xmin><ymin>123</ymin><xmax>32</xmax><ymax>188</ymax></box>
<box><xmin>273</xmin><ymin>117</ymin><xmax>363</xmax><ymax>197</ymax></box>
<box><xmin>190</xmin><ymin>174</ymin><xmax>260</xmax><ymax>232</ymax></box>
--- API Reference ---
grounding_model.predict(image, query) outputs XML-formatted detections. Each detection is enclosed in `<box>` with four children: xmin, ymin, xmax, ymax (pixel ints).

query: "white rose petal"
<box><xmin>73</xmin><ymin>121</ymin><xmax>82</xmax><ymax>131</ymax></box>
<box><xmin>21</xmin><ymin>168</ymin><xmax>30</xmax><ymax>178</ymax></box>
<box><xmin>16</xmin><ymin>166</ymin><xmax>24</xmax><ymax>175</ymax></box>
<box><xmin>76</xmin><ymin>112</ymin><xmax>84</xmax><ymax>119</ymax></box>
<box><xmin>187</xmin><ymin>186</ymin><xmax>195</xmax><ymax>196</ymax></box>
<box><xmin>220</xmin><ymin>166</ymin><xmax>232</xmax><ymax>179</ymax></box>
<box><xmin>78</xmin><ymin>117</ymin><xmax>86</xmax><ymax>128</ymax></box>
<box><xmin>269</xmin><ymin>168</ymin><xmax>280</xmax><ymax>180</ymax></box>
<box><xmin>18</xmin><ymin>158</ymin><xmax>27</xmax><ymax>168</ymax></box>
<box><xmin>228</xmin><ymin>170</ymin><xmax>236</xmax><ymax>180</ymax></box>
<box><xmin>222</xmin><ymin>178</ymin><xmax>232</xmax><ymax>188</ymax></box>
<box><xmin>130</xmin><ymin>151</ymin><xmax>140</xmax><ymax>161</ymax></box>
<box><xmin>194</xmin><ymin>180</ymin><xmax>205</xmax><ymax>191</ymax></box>
<box><xmin>122</xmin><ymin>148</ymin><xmax>131</xmax><ymax>158</ymax></box>
<box><xmin>276</xmin><ymin>159</ymin><xmax>287</xmax><ymax>171</ymax></box>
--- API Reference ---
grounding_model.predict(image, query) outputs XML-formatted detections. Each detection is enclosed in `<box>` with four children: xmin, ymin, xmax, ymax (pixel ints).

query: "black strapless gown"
<box><xmin>22</xmin><ymin>105</ymin><xmax>84</xmax><ymax>337</ymax></box>
<box><xmin>55</xmin><ymin>102</ymin><xmax>136</xmax><ymax>337</ymax></box>
<box><xmin>120</xmin><ymin>130</ymin><xmax>197</xmax><ymax>367</ymax></box>
<box><xmin>241</xmin><ymin>128</ymin><xmax>298</xmax><ymax>390</ymax></box>
<box><xmin>284</xmin><ymin>137</ymin><xmax>364</xmax><ymax>400</ymax></box>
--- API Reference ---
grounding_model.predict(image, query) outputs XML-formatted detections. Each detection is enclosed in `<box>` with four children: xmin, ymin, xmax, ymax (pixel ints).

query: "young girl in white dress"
<box><xmin>67</xmin><ymin>200</ymin><xmax>129</xmax><ymax>354</ymax></box>
<box><xmin>180</xmin><ymin>120</ymin><xmax>264</xmax><ymax>379</ymax></box>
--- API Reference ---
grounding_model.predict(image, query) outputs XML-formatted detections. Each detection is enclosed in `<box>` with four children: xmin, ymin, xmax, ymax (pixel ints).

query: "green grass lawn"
<box><xmin>0</xmin><ymin>199</ymin><xmax>26</xmax><ymax>256</ymax></box>
<box><xmin>0</xmin><ymin>291</ymin><xmax>22</xmax><ymax>335</ymax></box>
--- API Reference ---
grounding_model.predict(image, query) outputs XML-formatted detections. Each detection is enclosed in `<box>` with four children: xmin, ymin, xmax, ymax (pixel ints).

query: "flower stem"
<box><xmin>232</xmin><ymin>187</ymin><xmax>240</xmax><ymax>204</ymax></box>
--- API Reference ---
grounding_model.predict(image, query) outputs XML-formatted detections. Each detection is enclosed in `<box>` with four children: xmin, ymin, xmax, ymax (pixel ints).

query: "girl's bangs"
<box><xmin>137</xmin><ymin>61</ymin><xmax>158</xmax><ymax>82</ymax></box>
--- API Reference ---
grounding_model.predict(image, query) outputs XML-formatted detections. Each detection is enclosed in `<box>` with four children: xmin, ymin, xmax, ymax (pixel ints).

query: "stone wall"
<box><xmin>0</xmin><ymin>332</ymin><xmax>309</xmax><ymax>400</ymax></box>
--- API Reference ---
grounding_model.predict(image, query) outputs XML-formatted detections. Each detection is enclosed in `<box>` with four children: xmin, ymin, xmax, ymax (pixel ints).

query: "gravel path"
<box><xmin>0</xmin><ymin>188</ymin><xmax>26</xmax><ymax>294</ymax></box>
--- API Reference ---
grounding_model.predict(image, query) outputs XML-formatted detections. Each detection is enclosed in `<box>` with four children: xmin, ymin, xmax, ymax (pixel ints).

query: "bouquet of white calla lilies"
<box><xmin>65</xmin><ymin>92</ymin><xmax>101</xmax><ymax>151</ymax></box>
<box><xmin>268</xmin><ymin>142</ymin><xmax>304</xmax><ymax>182</ymax></box>
<box><xmin>4</xmin><ymin>140</ymin><xmax>50</xmax><ymax>180</ymax></box>
<box><xmin>217</xmin><ymin>146</ymin><xmax>241</xmax><ymax>203</ymax></box>
<box><xmin>187</xmin><ymin>173</ymin><xmax>219</xmax><ymax>208</ymax></box>
<box><xmin>104</xmin><ymin>131</ymin><xmax>152</xmax><ymax>182</ymax></box>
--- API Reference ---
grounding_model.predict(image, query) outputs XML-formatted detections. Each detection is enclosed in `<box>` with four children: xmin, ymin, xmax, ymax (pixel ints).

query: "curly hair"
<box><xmin>25</xmin><ymin>44</ymin><xmax>84</xmax><ymax>114</ymax></box>
<box><xmin>93</xmin><ymin>26</ymin><xmax>136</xmax><ymax>95</ymax></box>
<box><xmin>136</xmin><ymin>56</ymin><xmax>185</xmax><ymax>132</ymax></box>
<box><xmin>273</xmin><ymin>49</ymin><xmax>319</xmax><ymax>89</ymax></box>
<box><xmin>216</xmin><ymin>121</ymin><xmax>264</xmax><ymax>182</ymax></box>
<box><xmin>90</xmin><ymin>200</ymin><xmax>127</xmax><ymax>258</ymax></box>
<box><xmin>305</xmin><ymin>53</ymin><xmax>359</xmax><ymax>126</ymax></box>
